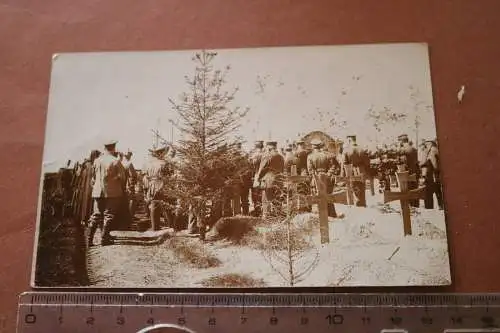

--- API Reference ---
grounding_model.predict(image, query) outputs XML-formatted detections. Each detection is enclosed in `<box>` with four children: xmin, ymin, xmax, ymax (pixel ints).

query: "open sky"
<box><xmin>42</xmin><ymin>43</ymin><xmax>437</xmax><ymax>172</ymax></box>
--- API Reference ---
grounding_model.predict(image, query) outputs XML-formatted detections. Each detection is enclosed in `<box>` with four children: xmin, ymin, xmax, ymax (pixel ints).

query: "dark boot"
<box><xmin>241</xmin><ymin>201</ymin><xmax>249</xmax><ymax>216</ymax></box>
<box><xmin>144</xmin><ymin>200</ymin><xmax>151</xmax><ymax>219</ymax></box>
<box><xmin>251</xmin><ymin>188</ymin><xmax>262</xmax><ymax>216</ymax></box>
<box><xmin>240</xmin><ymin>187</ymin><xmax>250</xmax><ymax>215</ymax></box>
<box><xmin>354</xmin><ymin>182</ymin><xmax>367</xmax><ymax>207</ymax></box>
<box><xmin>424</xmin><ymin>176</ymin><xmax>435</xmax><ymax>209</ymax></box>
<box><xmin>100</xmin><ymin>221</ymin><xmax>113</xmax><ymax>246</ymax></box>
<box><xmin>435</xmin><ymin>181</ymin><xmax>444</xmax><ymax>210</ymax></box>
<box><xmin>128</xmin><ymin>198</ymin><xmax>136</xmax><ymax>220</ymax></box>
<box><xmin>199</xmin><ymin>224</ymin><xmax>206</xmax><ymax>241</ymax></box>
<box><xmin>150</xmin><ymin>200</ymin><xmax>161</xmax><ymax>231</ymax></box>
<box><xmin>222</xmin><ymin>197</ymin><xmax>232</xmax><ymax>217</ymax></box>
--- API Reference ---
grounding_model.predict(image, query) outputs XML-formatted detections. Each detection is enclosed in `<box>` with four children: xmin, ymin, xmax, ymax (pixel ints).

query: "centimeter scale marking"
<box><xmin>17</xmin><ymin>292</ymin><xmax>500</xmax><ymax>333</ymax></box>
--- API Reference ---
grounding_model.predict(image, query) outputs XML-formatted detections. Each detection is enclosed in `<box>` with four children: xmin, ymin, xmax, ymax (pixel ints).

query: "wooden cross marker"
<box><xmin>335</xmin><ymin>163</ymin><xmax>364</xmax><ymax>205</ymax></box>
<box><xmin>285</xmin><ymin>171</ymin><xmax>345</xmax><ymax>244</ymax></box>
<box><xmin>284</xmin><ymin>166</ymin><xmax>311</xmax><ymax>212</ymax></box>
<box><xmin>383</xmin><ymin>171</ymin><xmax>426</xmax><ymax>236</ymax></box>
<box><xmin>308</xmin><ymin>173</ymin><xmax>346</xmax><ymax>244</ymax></box>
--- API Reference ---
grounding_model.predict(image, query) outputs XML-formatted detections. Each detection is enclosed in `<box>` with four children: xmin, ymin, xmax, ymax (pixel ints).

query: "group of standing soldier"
<box><xmin>86</xmin><ymin>140</ymin><xmax>182</xmax><ymax>246</ymax></box>
<box><xmin>377</xmin><ymin>133</ymin><xmax>444</xmax><ymax>210</ymax></box>
<box><xmin>86</xmin><ymin>140</ymin><xmax>137</xmax><ymax>246</ymax></box>
<box><xmin>84</xmin><ymin>132</ymin><xmax>444</xmax><ymax>246</ymax></box>
<box><xmin>246</xmin><ymin>132</ymin><xmax>444</xmax><ymax>221</ymax></box>
<box><xmin>246</xmin><ymin>134</ymin><xmax>371</xmax><ymax>220</ymax></box>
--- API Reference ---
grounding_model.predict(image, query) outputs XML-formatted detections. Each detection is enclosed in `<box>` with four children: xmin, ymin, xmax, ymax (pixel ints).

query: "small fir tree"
<box><xmin>168</xmin><ymin>50</ymin><xmax>249</xmax><ymax>238</ymax></box>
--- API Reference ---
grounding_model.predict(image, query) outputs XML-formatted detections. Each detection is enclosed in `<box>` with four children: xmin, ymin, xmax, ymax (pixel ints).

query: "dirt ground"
<box><xmin>86</xmin><ymin>191</ymin><xmax>451</xmax><ymax>288</ymax></box>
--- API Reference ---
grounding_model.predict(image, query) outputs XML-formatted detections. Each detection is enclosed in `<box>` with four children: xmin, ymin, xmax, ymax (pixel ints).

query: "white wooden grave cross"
<box><xmin>383</xmin><ymin>171</ymin><xmax>426</xmax><ymax>236</ymax></box>
<box><xmin>285</xmin><ymin>167</ymin><xmax>346</xmax><ymax>244</ymax></box>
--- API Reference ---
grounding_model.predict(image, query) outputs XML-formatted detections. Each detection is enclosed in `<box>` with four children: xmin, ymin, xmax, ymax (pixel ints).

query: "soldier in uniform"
<box><xmin>164</xmin><ymin>147</ymin><xmax>184</xmax><ymax>229</ymax></box>
<box><xmin>122</xmin><ymin>150</ymin><xmax>137</xmax><ymax>223</ymax></box>
<box><xmin>72</xmin><ymin>149</ymin><xmax>101</xmax><ymax>224</ymax></box>
<box><xmin>397</xmin><ymin>134</ymin><xmax>406</xmax><ymax>147</ymax></box>
<box><xmin>431</xmin><ymin>140</ymin><xmax>444</xmax><ymax>210</ymax></box>
<box><xmin>398</xmin><ymin>134</ymin><xmax>420</xmax><ymax>207</ymax></box>
<box><xmin>228</xmin><ymin>142</ymin><xmax>252</xmax><ymax>216</ymax></box>
<box><xmin>294</xmin><ymin>140</ymin><xmax>308</xmax><ymax>176</ymax></box>
<box><xmin>377</xmin><ymin>152</ymin><xmax>397</xmax><ymax>193</ymax></box>
<box><xmin>249</xmin><ymin>140</ymin><xmax>264</xmax><ymax>216</ymax></box>
<box><xmin>418</xmin><ymin>140</ymin><xmax>427</xmax><ymax>166</ymax></box>
<box><xmin>336</xmin><ymin>141</ymin><xmax>344</xmax><ymax>166</ymax></box>
<box><xmin>144</xmin><ymin>146</ymin><xmax>170</xmax><ymax>231</ymax></box>
<box><xmin>343</xmin><ymin>135</ymin><xmax>368</xmax><ymax>207</ymax></box>
<box><xmin>293</xmin><ymin>139</ymin><xmax>310</xmax><ymax>212</ymax></box>
<box><xmin>366</xmin><ymin>147</ymin><xmax>378</xmax><ymax>196</ymax></box>
<box><xmin>87</xmin><ymin>140</ymin><xmax>125</xmax><ymax>246</ymax></box>
<box><xmin>237</xmin><ymin>143</ymin><xmax>253</xmax><ymax>215</ymax></box>
<box><xmin>255</xmin><ymin>141</ymin><xmax>284</xmax><ymax>217</ymax></box>
<box><xmin>141</xmin><ymin>150</ymin><xmax>154</xmax><ymax>219</ymax></box>
<box><xmin>307</xmin><ymin>138</ymin><xmax>339</xmax><ymax>217</ymax></box>
<box><xmin>420</xmin><ymin>139</ymin><xmax>443</xmax><ymax>209</ymax></box>
<box><xmin>283</xmin><ymin>143</ymin><xmax>296</xmax><ymax>175</ymax></box>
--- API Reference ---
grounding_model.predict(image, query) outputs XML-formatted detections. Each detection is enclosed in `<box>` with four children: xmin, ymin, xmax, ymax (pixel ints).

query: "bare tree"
<box><xmin>258</xmin><ymin>177</ymin><xmax>320</xmax><ymax>286</ymax></box>
<box><xmin>409</xmin><ymin>85</ymin><xmax>433</xmax><ymax>145</ymax></box>
<box><xmin>366</xmin><ymin>105</ymin><xmax>407</xmax><ymax>144</ymax></box>
<box><xmin>325</xmin><ymin>75</ymin><xmax>362</xmax><ymax>135</ymax></box>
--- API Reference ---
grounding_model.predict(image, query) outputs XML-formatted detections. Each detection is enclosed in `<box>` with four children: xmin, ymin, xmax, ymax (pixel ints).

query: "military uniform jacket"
<box><xmin>420</xmin><ymin>146</ymin><xmax>439</xmax><ymax>179</ymax></box>
<box><xmin>307</xmin><ymin>149</ymin><xmax>334</xmax><ymax>175</ymax></box>
<box><xmin>145</xmin><ymin>156</ymin><xmax>170</xmax><ymax>201</ymax></box>
<box><xmin>294</xmin><ymin>148</ymin><xmax>308</xmax><ymax>175</ymax></box>
<box><xmin>284</xmin><ymin>152</ymin><xmax>296</xmax><ymax>174</ymax></box>
<box><xmin>256</xmin><ymin>151</ymin><xmax>284</xmax><ymax>189</ymax></box>
<box><xmin>342</xmin><ymin>146</ymin><xmax>370</xmax><ymax>176</ymax></box>
<box><xmin>420</xmin><ymin>146</ymin><xmax>438</xmax><ymax>169</ymax></box>
<box><xmin>91</xmin><ymin>152</ymin><xmax>125</xmax><ymax>198</ymax></box>
<box><xmin>399</xmin><ymin>145</ymin><xmax>419</xmax><ymax>175</ymax></box>
<box><xmin>249</xmin><ymin>149</ymin><xmax>263</xmax><ymax>172</ymax></box>
<box><xmin>235</xmin><ymin>151</ymin><xmax>253</xmax><ymax>187</ymax></box>
<box><xmin>122</xmin><ymin>159</ymin><xmax>137</xmax><ymax>193</ymax></box>
<box><xmin>249</xmin><ymin>148</ymin><xmax>264</xmax><ymax>185</ymax></box>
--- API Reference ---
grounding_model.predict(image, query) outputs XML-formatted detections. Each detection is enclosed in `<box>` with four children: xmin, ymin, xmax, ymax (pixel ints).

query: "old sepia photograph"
<box><xmin>32</xmin><ymin>43</ymin><xmax>451</xmax><ymax>288</ymax></box>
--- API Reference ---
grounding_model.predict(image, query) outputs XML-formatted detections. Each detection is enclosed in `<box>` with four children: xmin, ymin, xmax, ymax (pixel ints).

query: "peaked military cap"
<box><xmin>149</xmin><ymin>146</ymin><xmax>167</xmax><ymax>154</ymax></box>
<box><xmin>310</xmin><ymin>138</ymin><xmax>323</xmax><ymax>147</ymax></box>
<box><xmin>346</xmin><ymin>135</ymin><xmax>356</xmax><ymax>141</ymax></box>
<box><xmin>295</xmin><ymin>139</ymin><xmax>305</xmax><ymax>145</ymax></box>
<box><xmin>254</xmin><ymin>140</ymin><xmax>264</xmax><ymax>147</ymax></box>
<box><xmin>104</xmin><ymin>139</ymin><xmax>118</xmax><ymax>147</ymax></box>
<box><xmin>266</xmin><ymin>141</ymin><xmax>278</xmax><ymax>147</ymax></box>
<box><xmin>397</xmin><ymin>134</ymin><xmax>408</xmax><ymax>140</ymax></box>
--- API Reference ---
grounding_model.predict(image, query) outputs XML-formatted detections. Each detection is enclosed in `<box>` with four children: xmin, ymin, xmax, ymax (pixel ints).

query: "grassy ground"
<box><xmin>86</xmin><ymin>190</ymin><xmax>451</xmax><ymax>288</ymax></box>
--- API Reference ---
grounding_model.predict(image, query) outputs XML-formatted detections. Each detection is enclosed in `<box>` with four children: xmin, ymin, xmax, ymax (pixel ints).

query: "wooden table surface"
<box><xmin>1</xmin><ymin>1</ymin><xmax>500</xmax><ymax>331</ymax></box>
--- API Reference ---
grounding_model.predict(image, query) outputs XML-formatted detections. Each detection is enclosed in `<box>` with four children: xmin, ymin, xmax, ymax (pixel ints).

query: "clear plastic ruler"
<box><xmin>17</xmin><ymin>292</ymin><xmax>500</xmax><ymax>332</ymax></box>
